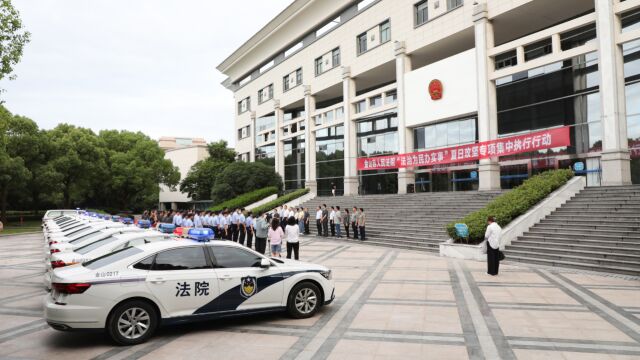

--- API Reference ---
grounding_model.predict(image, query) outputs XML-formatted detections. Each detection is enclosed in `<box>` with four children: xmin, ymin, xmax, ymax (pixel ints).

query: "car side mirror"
<box><xmin>260</xmin><ymin>258</ymin><xmax>271</xmax><ymax>268</ymax></box>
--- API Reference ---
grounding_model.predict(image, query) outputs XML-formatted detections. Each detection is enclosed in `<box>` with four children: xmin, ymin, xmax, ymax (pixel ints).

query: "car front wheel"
<box><xmin>287</xmin><ymin>282</ymin><xmax>321</xmax><ymax>319</ymax></box>
<box><xmin>107</xmin><ymin>300</ymin><xmax>158</xmax><ymax>345</ymax></box>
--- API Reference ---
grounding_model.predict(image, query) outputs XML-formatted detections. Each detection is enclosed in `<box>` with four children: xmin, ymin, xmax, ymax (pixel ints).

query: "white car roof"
<box><xmin>112</xmin><ymin>230</ymin><xmax>166</xmax><ymax>241</ymax></box>
<box><xmin>133</xmin><ymin>238</ymin><xmax>249</xmax><ymax>254</ymax></box>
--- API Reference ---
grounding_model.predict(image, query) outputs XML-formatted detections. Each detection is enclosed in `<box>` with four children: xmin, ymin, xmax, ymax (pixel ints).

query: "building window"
<box><xmin>357</xmin><ymin>20</ymin><xmax>391</xmax><ymax>55</ymax></box>
<box><xmin>560</xmin><ymin>23</ymin><xmax>596</xmax><ymax>51</ymax></box>
<box><xmin>447</xmin><ymin>0</ymin><xmax>463</xmax><ymax>11</ymax></box>
<box><xmin>380</xmin><ymin>20</ymin><xmax>391</xmax><ymax>43</ymax></box>
<box><xmin>283</xmin><ymin>68</ymin><xmax>303</xmax><ymax>92</ymax></box>
<box><xmin>316</xmin><ymin>17</ymin><xmax>341</xmax><ymax>37</ymax></box>
<box><xmin>621</xmin><ymin>8</ymin><xmax>640</xmax><ymax>33</ymax></box>
<box><xmin>370</xmin><ymin>95</ymin><xmax>382</xmax><ymax>108</ymax></box>
<box><xmin>385</xmin><ymin>90</ymin><xmax>397</xmax><ymax>104</ymax></box>
<box><xmin>237</xmin><ymin>97</ymin><xmax>250</xmax><ymax>114</ymax></box>
<box><xmin>413</xmin><ymin>117</ymin><xmax>476</xmax><ymax>151</ymax></box>
<box><xmin>357</xmin><ymin>33</ymin><xmax>368</xmax><ymax>54</ymax></box>
<box><xmin>258</xmin><ymin>84</ymin><xmax>273</xmax><ymax>104</ymax></box>
<box><xmin>284</xmin><ymin>42</ymin><xmax>303</xmax><ymax>58</ymax></box>
<box><xmin>259</xmin><ymin>59</ymin><xmax>275</xmax><ymax>74</ymax></box>
<box><xmin>315</xmin><ymin>47</ymin><xmax>341</xmax><ymax>76</ymax></box>
<box><xmin>357</xmin><ymin>0</ymin><xmax>376</xmax><ymax>11</ymax></box>
<box><xmin>495</xmin><ymin>50</ymin><xmax>517</xmax><ymax>70</ymax></box>
<box><xmin>237</xmin><ymin>125</ymin><xmax>250</xmax><ymax>140</ymax></box>
<box><xmin>524</xmin><ymin>38</ymin><xmax>552</xmax><ymax>62</ymax></box>
<box><xmin>237</xmin><ymin>152</ymin><xmax>250</xmax><ymax>162</ymax></box>
<box><xmin>415</xmin><ymin>1</ymin><xmax>428</xmax><ymax>26</ymax></box>
<box><xmin>355</xmin><ymin>100</ymin><xmax>366</xmax><ymax>113</ymax></box>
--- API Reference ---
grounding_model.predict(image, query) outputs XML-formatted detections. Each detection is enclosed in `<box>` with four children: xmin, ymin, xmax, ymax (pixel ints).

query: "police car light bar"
<box><xmin>158</xmin><ymin>223</ymin><xmax>176</xmax><ymax>234</ymax></box>
<box><xmin>187</xmin><ymin>228</ymin><xmax>214</xmax><ymax>242</ymax></box>
<box><xmin>111</xmin><ymin>215</ymin><xmax>120</xmax><ymax>222</ymax></box>
<box><xmin>121</xmin><ymin>217</ymin><xmax>133</xmax><ymax>225</ymax></box>
<box><xmin>137</xmin><ymin>220</ymin><xmax>151</xmax><ymax>229</ymax></box>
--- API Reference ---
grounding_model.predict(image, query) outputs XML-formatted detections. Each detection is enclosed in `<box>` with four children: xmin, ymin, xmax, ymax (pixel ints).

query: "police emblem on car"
<box><xmin>240</xmin><ymin>276</ymin><xmax>257</xmax><ymax>297</ymax></box>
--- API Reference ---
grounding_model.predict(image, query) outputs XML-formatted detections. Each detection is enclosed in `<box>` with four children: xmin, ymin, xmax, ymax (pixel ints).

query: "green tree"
<box><xmin>179</xmin><ymin>140</ymin><xmax>236</xmax><ymax>200</ymax></box>
<box><xmin>0</xmin><ymin>0</ymin><xmax>30</xmax><ymax>92</ymax></box>
<box><xmin>0</xmin><ymin>106</ymin><xmax>32</xmax><ymax>221</ymax></box>
<box><xmin>98</xmin><ymin>130</ymin><xmax>180</xmax><ymax>211</ymax></box>
<box><xmin>46</xmin><ymin>124</ymin><xmax>108</xmax><ymax>208</ymax></box>
<box><xmin>211</xmin><ymin>161</ymin><xmax>283</xmax><ymax>204</ymax></box>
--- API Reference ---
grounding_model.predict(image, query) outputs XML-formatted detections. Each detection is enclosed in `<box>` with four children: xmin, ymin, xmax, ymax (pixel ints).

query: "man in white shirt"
<box><xmin>485</xmin><ymin>216</ymin><xmax>503</xmax><ymax>276</ymax></box>
<box><xmin>315</xmin><ymin>206</ymin><xmax>322</xmax><ymax>236</ymax></box>
<box><xmin>329</xmin><ymin>207</ymin><xmax>336</xmax><ymax>237</ymax></box>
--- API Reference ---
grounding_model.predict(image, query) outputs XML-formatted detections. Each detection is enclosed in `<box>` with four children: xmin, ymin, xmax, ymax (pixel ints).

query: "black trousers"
<box><xmin>304</xmin><ymin>220</ymin><xmax>310</xmax><ymax>234</ymax></box>
<box><xmin>487</xmin><ymin>244</ymin><xmax>500</xmax><ymax>275</ymax></box>
<box><xmin>345</xmin><ymin>223</ymin><xmax>350</xmax><ymax>238</ymax></box>
<box><xmin>245</xmin><ymin>229</ymin><xmax>253</xmax><ymax>248</ymax></box>
<box><xmin>212</xmin><ymin>226</ymin><xmax>219</xmax><ymax>239</ymax></box>
<box><xmin>359</xmin><ymin>226</ymin><xmax>365</xmax><ymax>240</ymax></box>
<box><xmin>352</xmin><ymin>222</ymin><xmax>358</xmax><ymax>239</ymax></box>
<box><xmin>330</xmin><ymin>220</ymin><xmax>335</xmax><ymax>236</ymax></box>
<box><xmin>322</xmin><ymin>221</ymin><xmax>328</xmax><ymax>237</ymax></box>
<box><xmin>239</xmin><ymin>227</ymin><xmax>246</xmax><ymax>245</ymax></box>
<box><xmin>255</xmin><ymin>236</ymin><xmax>267</xmax><ymax>254</ymax></box>
<box><xmin>287</xmin><ymin>242</ymin><xmax>299</xmax><ymax>260</ymax></box>
<box><xmin>316</xmin><ymin>220</ymin><xmax>322</xmax><ymax>235</ymax></box>
<box><xmin>225</xmin><ymin>227</ymin><xmax>232</xmax><ymax>240</ymax></box>
<box><xmin>231</xmin><ymin>224</ymin><xmax>238</xmax><ymax>242</ymax></box>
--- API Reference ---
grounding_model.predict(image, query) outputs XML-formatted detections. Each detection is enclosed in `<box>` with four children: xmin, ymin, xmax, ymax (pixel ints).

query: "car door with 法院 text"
<box><xmin>210</xmin><ymin>245</ymin><xmax>283</xmax><ymax>312</ymax></box>
<box><xmin>143</xmin><ymin>246</ymin><xmax>219</xmax><ymax>317</ymax></box>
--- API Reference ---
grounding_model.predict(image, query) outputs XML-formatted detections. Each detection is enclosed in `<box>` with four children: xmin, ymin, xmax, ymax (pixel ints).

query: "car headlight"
<box><xmin>320</xmin><ymin>270</ymin><xmax>332</xmax><ymax>280</ymax></box>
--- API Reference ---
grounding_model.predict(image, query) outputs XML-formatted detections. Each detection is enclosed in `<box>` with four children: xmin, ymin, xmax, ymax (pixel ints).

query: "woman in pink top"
<box><xmin>268</xmin><ymin>218</ymin><xmax>285</xmax><ymax>257</ymax></box>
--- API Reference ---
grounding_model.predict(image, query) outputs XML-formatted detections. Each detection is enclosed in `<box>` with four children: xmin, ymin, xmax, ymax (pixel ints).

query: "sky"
<box><xmin>2</xmin><ymin>0</ymin><xmax>293</xmax><ymax>147</ymax></box>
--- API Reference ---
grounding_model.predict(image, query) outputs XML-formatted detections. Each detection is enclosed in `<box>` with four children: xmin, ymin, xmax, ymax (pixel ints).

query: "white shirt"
<box><xmin>316</xmin><ymin>210</ymin><xmax>322</xmax><ymax>220</ymax></box>
<box><xmin>329</xmin><ymin>210</ymin><xmax>335</xmax><ymax>221</ymax></box>
<box><xmin>485</xmin><ymin>222</ymin><xmax>502</xmax><ymax>250</ymax></box>
<box><xmin>285</xmin><ymin>224</ymin><xmax>299</xmax><ymax>243</ymax></box>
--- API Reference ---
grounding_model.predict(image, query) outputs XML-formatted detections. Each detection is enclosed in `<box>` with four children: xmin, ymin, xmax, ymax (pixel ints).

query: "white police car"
<box><xmin>45</xmin><ymin>238</ymin><xmax>335</xmax><ymax>345</ymax></box>
<box><xmin>48</xmin><ymin>227</ymin><xmax>142</xmax><ymax>255</ymax></box>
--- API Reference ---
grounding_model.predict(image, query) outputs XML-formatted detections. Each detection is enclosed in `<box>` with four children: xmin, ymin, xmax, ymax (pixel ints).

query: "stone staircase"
<box><xmin>298</xmin><ymin>191</ymin><xmax>502</xmax><ymax>252</ymax></box>
<box><xmin>506</xmin><ymin>185</ymin><xmax>640</xmax><ymax>276</ymax></box>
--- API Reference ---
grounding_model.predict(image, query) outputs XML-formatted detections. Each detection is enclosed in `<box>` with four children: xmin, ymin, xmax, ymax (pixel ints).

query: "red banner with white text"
<box><xmin>357</xmin><ymin>126</ymin><xmax>571</xmax><ymax>171</ymax></box>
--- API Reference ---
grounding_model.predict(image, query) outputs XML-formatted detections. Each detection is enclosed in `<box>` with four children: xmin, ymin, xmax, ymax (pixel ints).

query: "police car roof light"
<box><xmin>137</xmin><ymin>220</ymin><xmax>151</xmax><ymax>228</ymax></box>
<box><xmin>121</xmin><ymin>217</ymin><xmax>133</xmax><ymax>225</ymax></box>
<box><xmin>158</xmin><ymin>223</ymin><xmax>175</xmax><ymax>234</ymax></box>
<box><xmin>187</xmin><ymin>228</ymin><xmax>214</xmax><ymax>242</ymax></box>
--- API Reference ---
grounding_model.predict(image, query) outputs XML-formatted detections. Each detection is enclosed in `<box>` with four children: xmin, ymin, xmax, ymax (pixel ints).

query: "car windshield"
<box><xmin>65</xmin><ymin>226</ymin><xmax>94</xmax><ymax>237</ymax></box>
<box><xmin>68</xmin><ymin>231</ymin><xmax>104</xmax><ymax>244</ymax></box>
<box><xmin>60</xmin><ymin>223</ymin><xmax>83</xmax><ymax>231</ymax></box>
<box><xmin>75</xmin><ymin>235</ymin><xmax>119</xmax><ymax>255</ymax></box>
<box><xmin>84</xmin><ymin>247</ymin><xmax>143</xmax><ymax>270</ymax></box>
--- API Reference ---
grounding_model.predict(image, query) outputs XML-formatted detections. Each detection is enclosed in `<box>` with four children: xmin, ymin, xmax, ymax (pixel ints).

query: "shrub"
<box><xmin>251</xmin><ymin>188</ymin><xmax>310</xmax><ymax>215</ymax></box>
<box><xmin>446</xmin><ymin>169</ymin><xmax>574</xmax><ymax>243</ymax></box>
<box><xmin>209</xmin><ymin>186</ymin><xmax>278</xmax><ymax>212</ymax></box>
<box><xmin>211</xmin><ymin>162</ymin><xmax>283</xmax><ymax>203</ymax></box>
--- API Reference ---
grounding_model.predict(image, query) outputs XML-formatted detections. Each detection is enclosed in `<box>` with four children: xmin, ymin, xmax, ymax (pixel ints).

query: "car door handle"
<box><xmin>150</xmin><ymin>277</ymin><xmax>165</xmax><ymax>284</ymax></box>
<box><xmin>220</xmin><ymin>275</ymin><xmax>232</xmax><ymax>281</ymax></box>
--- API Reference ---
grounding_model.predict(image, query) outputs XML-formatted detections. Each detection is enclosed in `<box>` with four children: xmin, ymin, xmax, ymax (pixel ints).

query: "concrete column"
<box><xmin>274</xmin><ymin>100</ymin><xmax>285</xmax><ymax>178</ymax></box>
<box><xmin>250</xmin><ymin>111</ymin><xmax>256</xmax><ymax>162</ymax></box>
<box><xmin>595</xmin><ymin>0</ymin><xmax>632</xmax><ymax>186</ymax></box>
<box><xmin>342</xmin><ymin>66</ymin><xmax>359</xmax><ymax>195</ymax></box>
<box><xmin>304</xmin><ymin>86</ymin><xmax>318</xmax><ymax>194</ymax></box>
<box><xmin>516</xmin><ymin>46</ymin><xmax>525</xmax><ymax>66</ymax></box>
<box><xmin>551</xmin><ymin>33</ymin><xmax>561</xmax><ymax>54</ymax></box>
<box><xmin>395</xmin><ymin>41</ymin><xmax>414</xmax><ymax>194</ymax></box>
<box><xmin>474</xmin><ymin>3</ymin><xmax>501</xmax><ymax>191</ymax></box>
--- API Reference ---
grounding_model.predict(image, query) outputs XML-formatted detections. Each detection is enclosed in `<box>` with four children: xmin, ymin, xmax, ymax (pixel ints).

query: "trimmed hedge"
<box><xmin>208</xmin><ymin>187</ymin><xmax>279</xmax><ymax>212</ymax></box>
<box><xmin>251</xmin><ymin>188</ymin><xmax>310</xmax><ymax>215</ymax></box>
<box><xmin>446</xmin><ymin>169</ymin><xmax>574</xmax><ymax>243</ymax></box>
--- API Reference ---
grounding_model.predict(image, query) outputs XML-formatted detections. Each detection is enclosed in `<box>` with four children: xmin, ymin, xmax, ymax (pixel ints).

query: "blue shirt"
<box><xmin>212</xmin><ymin>215</ymin><xmax>219</xmax><ymax>227</ymax></box>
<box><xmin>231</xmin><ymin>212</ymin><xmax>239</xmax><ymax>224</ymax></box>
<box><xmin>194</xmin><ymin>216</ymin><xmax>203</xmax><ymax>228</ymax></box>
<box><xmin>246</xmin><ymin>216</ymin><xmax>254</xmax><ymax>228</ymax></box>
<box><xmin>173</xmin><ymin>215</ymin><xmax>182</xmax><ymax>226</ymax></box>
<box><xmin>239</xmin><ymin>214</ymin><xmax>246</xmax><ymax>227</ymax></box>
<box><xmin>182</xmin><ymin>218</ymin><xmax>193</xmax><ymax>227</ymax></box>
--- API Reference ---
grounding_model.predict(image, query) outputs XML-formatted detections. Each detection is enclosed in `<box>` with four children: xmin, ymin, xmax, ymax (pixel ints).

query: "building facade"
<box><xmin>158</xmin><ymin>140</ymin><xmax>209</xmax><ymax>210</ymax></box>
<box><xmin>218</xmin><ymin>0</ymin><xmax>640</xmax><ymax>196</ymax></box>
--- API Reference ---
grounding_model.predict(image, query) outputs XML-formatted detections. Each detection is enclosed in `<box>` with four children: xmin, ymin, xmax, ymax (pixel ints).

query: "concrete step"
<box><xmin>530</xmin><ymin>224</ymin><xmax>640</xmax><ymax>235</ymax></box>
<box><xmin>508</xmin><ymin>243</ymin><xmax>640</xmax><ymax>261</ymax></box>
<box><xmin>517</xmin><ymin>234</ymin><xmax>640</xmax><ymax>246</ymax></box>
<box><xmin>525</xmin><ymin>229</ymin><xmax>640</xmax><ymax>241</ymax></box>
<box><xmin>505</xmin><ymin>254</ymin><xmax>640</xmax><ymax>276</ymax></box>
<box><xmin>538</xmin><ymin>219</ymin><xmax>640</xmax><ymax>230</ymax></box>
<box><xmin>505</xmin><ymin>249</ymin><xmax>640</xmax><ymax>269</ymax></box>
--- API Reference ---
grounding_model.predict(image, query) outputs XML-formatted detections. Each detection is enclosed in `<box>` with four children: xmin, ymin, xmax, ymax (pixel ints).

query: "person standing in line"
<box><xmin>194</xmin><ymin>211</ymin><xmax>203</xmax><ymax>228</ymax></box>
<box><xmin>230</xmin><ymin>208</ymin><xmax>239</xmax><ymax>242</ymax></box>
<box><xmin>285</xmin><ymin>216</ymin><xmax>300</xmax><ymax>260</ymax></box>
<box><xmin>280</xmin><ymin>206</ymin><xmax>288</xmax><ymax>232</ymax></box>
<box><xmin>254</xmin><ymin>212</ymin><xmax>269</xmax><ymax>254</ymax></box>
<box><xmin>343</xmin><ymin>208</ymin><xmax>350</xmax><ymax>238</ymax></box>
<box><xmin>211</xmin><ymin>211</ymin><xmax>220</xmax><ymax>239</ymax></box>
<box><xmin>329</xmin><ymin>206</ymin><xmax>336</xmax><ymax>237</ymax></box>
<box><xmin>321</xmin><ymin>204</ymin><xmax>329</xmax><ymax>237</ymax></box>
<box><xmin>315</xmin><ymin>206</ymin><xmax>322</xmax><ymax>236</ymax></box>
<box><xmin>224</xmin><ymin>211</ymin><xmax>232</xmax><ymax>240</ymax></box>
<box><xmin>303</xmin><ymin>207</ymin><xmax>310</xmax><ymax>235</ymax></box>
<box><xmin>358</xmin><ymin>208</ymin><xmax>366</xmax><ymax>241</ymax></box>
<box><xmin>238</xmin><ymin>209</ymin><xmax>246</xmax><ymax>245</ymax></box>
<box><xmin>268</xmin><ymin>218</ymin><xmax>284</xmax><ymax>257</ymax></box>
<box><xmin>182</xmin><ymin>214</ymin><xmax>194</xmax><ymax>228</ymax></box>
<box><xmin>297</xmin><ymin>207</ymin><xmax>305</xmax><ymax>235</ymax></box>
<box><xmin>245</xmin><ymin>211</ymin><xmax>254</xmax><ymax>249</ymax></box>
<box><xmin>335</xmin><ymin>206</ymin><xmax>342</xmax><ymax>238</ymax></box>
<box><xmin>351</xmin><ymin>207</ymin><xmax>359</xmax><ymax>240</ymax></box>
<box><xmin>173</xmin><ymin>211</ymin><xmax>182</xmax><ymax>227</ymax></box>
<box><xmin>485</xmin><ymin>216</ymin><xmax>503</xmax><ymax>276</ymax></box>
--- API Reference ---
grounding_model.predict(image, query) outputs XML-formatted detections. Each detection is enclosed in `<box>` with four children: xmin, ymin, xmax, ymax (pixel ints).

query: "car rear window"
<box><xmin>75</xmin><ymin>236</ymin><xmax>118</xmax><ymax>254</ymax></box>
<box><xmin>69</xmin><ymin>232</ymin><xmax>107</xmax><ymax>244</ymax></box>
<box><xmin>65</xmin><ymin>226</ymin><xmax>93</xmax><ymax>237</ymax></box>
<box><xmin>84</xmin><ymin>247</ymin><xmax>143</xmax><ymax>270</ymax></box>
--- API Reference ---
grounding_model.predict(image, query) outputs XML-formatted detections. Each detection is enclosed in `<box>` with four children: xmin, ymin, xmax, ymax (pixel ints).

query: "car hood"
<box><xmin>272</xmin><ymin>258</ymin><xmax>328</xmax><ymax>272</ymax></box>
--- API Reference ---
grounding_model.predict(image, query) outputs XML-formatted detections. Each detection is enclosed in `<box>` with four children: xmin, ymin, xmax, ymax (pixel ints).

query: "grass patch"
<box><xmin>1</xmin><ymin>220</ymin><xmax>41</xmax><ymax>235</ymax></box>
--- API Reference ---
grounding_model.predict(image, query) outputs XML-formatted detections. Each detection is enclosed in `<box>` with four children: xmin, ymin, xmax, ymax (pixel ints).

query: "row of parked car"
<box><xmin>41</xmin><ymin>210</ymin><xmax>335</xmax><ymax>345</ymax></box>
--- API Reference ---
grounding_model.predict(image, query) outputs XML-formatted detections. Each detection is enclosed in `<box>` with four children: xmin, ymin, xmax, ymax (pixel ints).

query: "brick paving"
<box><xmin>0</xmin><ymin>233</ymin><xmax>639</xmax><ymax>359</ymax></box>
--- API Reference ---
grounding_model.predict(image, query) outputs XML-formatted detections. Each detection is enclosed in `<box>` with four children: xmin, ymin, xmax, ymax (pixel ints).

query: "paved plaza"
<box><xmin>0</xmin><ymin>233</ymin><xmax>638</xmax><ymax>359</ymax></box>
